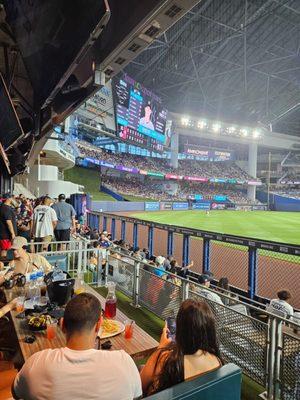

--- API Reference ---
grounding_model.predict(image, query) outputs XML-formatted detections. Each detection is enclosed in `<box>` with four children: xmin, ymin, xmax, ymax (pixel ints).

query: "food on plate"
<box><xmin>28</xmin><ymin>315</ymin><xmax>48</xmax><ymax>330</ymax></box>
<box><xmin>101</xmin><ymin>319</ymin><xmax>119</xmax><ymax>335</ymax></box>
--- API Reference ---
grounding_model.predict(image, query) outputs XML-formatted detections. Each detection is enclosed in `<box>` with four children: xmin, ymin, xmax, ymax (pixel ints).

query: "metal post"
<box><xmin>182</xmin><ymin>234</ymin><xmax>190</xmax><ymax>266</ymax></box>
<box><xmin>133</xmin><ymin>223</ymin><xmax>138</xmax><ymax>249</ymax></box>
<box><xmin>262</xmin><ymin>316</ymin><xmax>279</xmax><ymax>400</ymax></box>
<box><xmin>131</xmin><ymin>261</ymin><xmax>141</xmax><ymax>308</ymax></box>
<box><xmin>104</xmin><ymin>251</ymin><xmax>109</xmax><ymax>286</ymax></box>
<box><xmin>202</xmin><ymin>238</ymin><xmax>211</xmax><ymax>273</ymax></box>
<box><xmin>248</xmin><ymin>246</ymin><xmax>258</xmax><ymax>299</ymax></box>
<box><xmin>96</xmin><ymin>250</ymin><xmax>102</xmax><ymax>286</ymax></box>
<box><xmin>148</xmin><ymin>226</ymin><xmax>154</xmax><ymax>257</ymax></box>
<box><xmin>181</xmin><ymin>279</ymin><xmax>189</xmax><ymax>302</ymax></box>
<box><xmin>83</xmin><ymin>239</ymin><xmax>88</xmax><ymax>275</ymax></box>
<box><xmin>103</xmin><ymin>216</ymin><xmax>107</xmax><ymax>232</ymax></box>
<box><xmin>111</xmin><ymin>218</ymin><xmax>116</xmax><ymax>240</ymax></box>
<box><xmin>77</xmin><ymin>240</ymin><xmax>83</xmax><ymax>272</ymax></box>
<box><xmin>121</xmin><ymin>220</ymin><xmax>126</xmax><ymax>241</ymax></box>
<box><xmin>267</xmin><ymin>151</ymin><xmax>272</xmax><ymax>210</ymax></box>
<box><xmin>167</xmin><ymin>231</ymin><xmax>174</xmax><ymax>256</ymax></box>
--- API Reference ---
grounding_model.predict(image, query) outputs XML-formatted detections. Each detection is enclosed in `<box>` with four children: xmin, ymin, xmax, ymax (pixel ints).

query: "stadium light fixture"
<box><xmin>241</xmin><ymin>128</ymin><xmax>248</xmax><ymax>137</ymax></box>
<box><xmin>228</xmin><ymin>126</ymin><xmax>236</xmax><ymax>133</ymax></box>
<box><xmin>212</xmin><ymin>123</ymin><xmax>221</xmax><ymax>133</ymax></box>
<box><xmin>197</xmin><ymin>120</ymin><xmax>206</xmax><ymax>129</ymax></box>
<box><xmin>181</xmin><ymin>116</ymin><xmax>190</xmax><ymax>126</ymax></box>
<box><xmin>252</xmin><ymin>130</ymin><xmax>260</xmax><ymax>139</ymax></box>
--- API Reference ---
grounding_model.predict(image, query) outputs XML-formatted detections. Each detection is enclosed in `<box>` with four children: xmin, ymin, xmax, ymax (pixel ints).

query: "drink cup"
<box><xmin>46</xmin><ymin>321</ymin><xmax>57</xmax><ymax>340</ymax></box>
<box><xmin>124</xmin><ymin>319</ymin><xmax>135</xmax><ymax>339</ymax></box>
<box><xmin>16</xmin><ymin>296</ymin><xmax>25</xmax><ymax>313</ymax></box>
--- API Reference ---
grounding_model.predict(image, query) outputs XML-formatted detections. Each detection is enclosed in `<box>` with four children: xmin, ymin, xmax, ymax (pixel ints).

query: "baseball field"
<box><xmin>131</xmin><ymin>210</ymin><xmax>300</xmax><ymax>245</ymax></box>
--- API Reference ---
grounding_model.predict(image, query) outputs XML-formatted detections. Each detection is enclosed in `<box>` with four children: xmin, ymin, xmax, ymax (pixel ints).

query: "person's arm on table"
<box><xmin>140</xmin><ymin>323</ymin><xmax>172</xmax><ymax>393</ymax></box>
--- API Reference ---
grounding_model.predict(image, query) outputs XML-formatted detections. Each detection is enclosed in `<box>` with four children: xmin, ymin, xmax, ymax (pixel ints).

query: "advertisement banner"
<box><xmin>213</xmin><ymin>195</ymin><xmax>228</xmax><ymax>202</ymax></box>
<box><xmin>145</xmin><ymin>202</ymin><xmax>160</xmax><ymax>211</ymax></box>
<box><xmin>99</xmin><ymin>160</ymin><xmax>115</xmax><ymax>169</ymax></box>
<box><xmin>165</xmin><ymin>174</ymin><xmax>183</xmax><ymax>180</ymax></box>
<box><xmin>184</xmin><ymin>176</ymin><xmax>208</xmax><ymax>182</ymax></box>
<box><xmin>116</xmin><ymin>165</ymin><xmax>139</xmax><ymax>173</ymax></box>
<box><xmin>210</xmin><ymin>178</ymin><xmax>227</xmax><ymax>183</ymax></box>
<box><xmin>194</xmin><ymin>194</ymin><xmax>203</xmax><ymax>201</ymax></box>
<box><xmin>160</xmin><ymin>202</ymin><xmax>173</xmax><ymax>210</ymax></box>
<box><xmin>172</xmin><ymin>202</ymin><xmax>189</xmax><ymax>210</ymax></box>
<box><xmin>211</xmin><ymin>203</ymin><xmax>226</xmax><ymax>210</ymax></box>
<box><xmin>146</xmin><ymin>171</ymin><xmax>165</xmax><ymax>178</ymax></box>
<box><xmin>227</xmin><ymin>179</ymin><xmax>237</xmax><ymax>184</ymax></box>
<box><xmin>139</xmin><ymin>170</ymin><xmax>148</xmax><ymax>175</ymax></box>
<box><xmin>248</xmin><ymin>180</ymin><xmax>262</xmax><ymax>186</ymax></box>
<box><xmin>192</xmin><ymin>203</ymin><xmax>211</xmax><ymax>210</ymax></box>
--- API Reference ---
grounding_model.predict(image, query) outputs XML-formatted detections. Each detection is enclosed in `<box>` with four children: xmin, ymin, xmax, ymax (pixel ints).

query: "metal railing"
<box><xmin>34</xmin><ymin>242</ymin><xmax>300</xmax><ymax>400</ymax></box>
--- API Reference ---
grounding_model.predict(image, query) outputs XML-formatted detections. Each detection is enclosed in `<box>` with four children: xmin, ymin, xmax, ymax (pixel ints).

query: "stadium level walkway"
<box><xmin>95</xmin><ymin>287</ymin><xmax>263</xmax><ymax>400</ymax></box>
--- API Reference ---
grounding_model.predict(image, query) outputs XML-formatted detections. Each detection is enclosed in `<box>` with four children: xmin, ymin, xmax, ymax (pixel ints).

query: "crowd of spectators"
<box><xmin>102</xmin><ymin>176</ymin><xmax>261</xmax><ymax>204</ymax></box>
<box><xmin>76</xmin><ymin>141</ymin><xmax>253</xmax><ymax>181</ymax></box>
<box><xmin>273</xmin><ymin>188</ymin><xmax>300</xmax><ymax>199</ymax></box>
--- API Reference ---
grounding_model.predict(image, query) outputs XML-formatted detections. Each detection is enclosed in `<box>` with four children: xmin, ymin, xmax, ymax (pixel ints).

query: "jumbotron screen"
<box><xmin>113</xmin><ymin>74</ymin><xmax>170</xmax><ymax>151</ymax></box>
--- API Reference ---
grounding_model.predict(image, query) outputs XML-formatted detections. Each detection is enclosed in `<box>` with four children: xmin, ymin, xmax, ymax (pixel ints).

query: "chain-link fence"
<box><xmin>281</xmin><ymin>332</ymin><xmax>300</xmax><ymax>400</ymax></box>
<box><xmin>136</xmin><ymin>224</ymin><xmax>148</xmax><ymax>250</ymax></box>
<box><xmin>153</xmin><ymin>228</ymin><xmax>168</xmax><ymax>257</ymax></box>
<box><xmin>189</xmin><ymin>237</ymin><xmax>203</xmax><ymax>274</ymax></box>
<box><xmin>173</xmin><ymin>233</ymin><xmax>183</xmax><ymax>264</ymax></box>
<box><xmin>190</xmin><ymin>289</ymin><xmax>268</xmax><ymax>386</ymax></box>
<box><xmin>257</xmin><ymin>250</ymin><xmax>300</xmax><ymax>309</ymax></box>
<box><xmin>107</xmin><ymin>252</ymin><xmax>134</xmax><ymax>297</ymax></box>
<box><xmin>139</xmin><ymin>267</ymin><xmax>182</xmax><ymax>319</ymax></box>
<box><xmin>210</xmin><ymin>242</ymin><xmax>249</xmax><ymax>291</ymax></box>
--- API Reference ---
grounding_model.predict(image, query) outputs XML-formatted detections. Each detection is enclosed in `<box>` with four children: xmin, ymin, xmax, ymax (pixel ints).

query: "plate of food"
<box><xmin>98</xmin><ymin>319</ymin><xmax>125</xmax><ymax>339</ymax></box>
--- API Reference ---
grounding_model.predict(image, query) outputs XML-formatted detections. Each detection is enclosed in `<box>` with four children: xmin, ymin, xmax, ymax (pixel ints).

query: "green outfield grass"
<box><xmin>131</xmin><ymin>210</ymin><xmax>300</xmax><ymax>245</ymax></box>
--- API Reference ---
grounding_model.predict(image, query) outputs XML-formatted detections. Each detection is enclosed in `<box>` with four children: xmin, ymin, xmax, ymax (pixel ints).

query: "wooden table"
<box><xmin>4</xmin><ymin>284</ymin><xmax>158</xmax><ymax>364</ymax></box>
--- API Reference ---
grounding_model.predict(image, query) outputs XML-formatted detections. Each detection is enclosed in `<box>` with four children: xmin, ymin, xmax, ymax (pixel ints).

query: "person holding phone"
<box><xmin>140</xmin><ymin>299</ymin><xmax>222</xmax><ymax>396</ymax></box>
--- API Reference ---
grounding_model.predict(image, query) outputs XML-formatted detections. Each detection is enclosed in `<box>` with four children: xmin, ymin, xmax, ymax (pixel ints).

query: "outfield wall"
<box><xmin>92</xmin><ymin>200</ymin><xmax>267</xmax><ymax>212</ymax></box>
<box><xmin>87</xmin><ymin>210</ymin><xmax>300</xmax><ymax>309</ymax></box>
<box><xmin>257</xmin><ymin>190</ymin><xmax>300</xmax><ymax>211</ymax></box>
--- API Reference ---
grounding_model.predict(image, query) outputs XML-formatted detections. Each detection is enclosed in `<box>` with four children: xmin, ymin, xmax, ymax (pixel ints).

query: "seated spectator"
<box><xmin>170</xmin><ymin>259</ymin><xmax>194</xmax><ymax>279</ymax></box>
<box><xmin>217</xmin><ymin>277</ymin><xmax>238</xmax><ymax>306</ymax></box>
<box><xmin>140</xmin><ymin>299</ymin><xmax>222</xmax><ymax>396</ymax></box>
<box><xmin>12</xmin><ymin>293</ymin><xmax>142</xmax><ymax>400</ymax></box>
<box><xmin>154</xmin><ymin>256</ymin><xmax>166</xmax><ymax>277</ymax></box>
<box><xmin>9</xmin><ymin>237</ymin><xmax>52</xmax><ymax>275</ymax></box>
<box><xmin>269</xmin><ymin>290</ymin><xmax>294</xmax><ymax>318</ymax></box>
<box><xmin>197</xmin><ymin>274</ymin><xmax>223</xmax><ymax>305</ymax></box>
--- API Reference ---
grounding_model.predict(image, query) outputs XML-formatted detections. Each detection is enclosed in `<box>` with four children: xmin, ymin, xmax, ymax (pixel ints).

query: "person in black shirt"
<box><xmin>0</xmin><ymin>193</ymin><xmax>17</xmax><ymax>257</ymax></box>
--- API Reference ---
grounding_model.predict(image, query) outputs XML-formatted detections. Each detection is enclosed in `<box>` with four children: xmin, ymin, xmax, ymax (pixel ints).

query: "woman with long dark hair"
<box><xmin>140</xmin><ymin>299</ymin><xmax>222</xmax><ymax>395</ymax></box>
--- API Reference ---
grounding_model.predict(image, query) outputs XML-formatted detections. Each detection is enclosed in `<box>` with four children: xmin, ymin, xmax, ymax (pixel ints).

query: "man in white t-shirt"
<box><xmin>269</xmin><ymin>290</ymin><xmax>294</xmax><ymax>318</ymax></box>
<box><xmin>197</xmin><ymin>274</ymin><xmax>224</xmax><ymax>305</ymax></box>
<box><xmin>12</xmin><ymin>293</ymin><xmax>142</xmax><ymax>400</ymax></box>
<box><xmin>32</xmin><ymin>196</ymin><xmax>57</xmax><ymax>251</ymax></box>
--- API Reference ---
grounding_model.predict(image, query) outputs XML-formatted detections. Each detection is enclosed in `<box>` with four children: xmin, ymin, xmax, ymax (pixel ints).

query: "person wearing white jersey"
<box><xmin>32</xmin><ymin>196</ymin><xmax>57</xmax><ymax>251</ymax></box>
<box><xmin>269</xmin><ymin>290</ymin><xmax>294</xmax><ymax>318</ymax></box>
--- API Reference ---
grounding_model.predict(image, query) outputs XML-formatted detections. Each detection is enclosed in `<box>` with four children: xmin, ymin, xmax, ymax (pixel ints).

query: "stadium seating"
<box><xmin>146</xmin><ymin>363</ymin><xmax>242</xmax><ymax>400</ymax></box>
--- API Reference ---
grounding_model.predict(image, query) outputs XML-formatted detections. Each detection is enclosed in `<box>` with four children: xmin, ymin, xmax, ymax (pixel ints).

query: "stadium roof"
<box><xmin>125</xmin><ymin>0</ymin><xmax>300</xmax><ymax>136</ymax></box>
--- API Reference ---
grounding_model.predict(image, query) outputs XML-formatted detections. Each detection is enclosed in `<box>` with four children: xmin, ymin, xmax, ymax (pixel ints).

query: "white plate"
<box><xmin>98</xmin><ymin>319</ymin><xmax>125</xmax><ymax>339</ymax></box>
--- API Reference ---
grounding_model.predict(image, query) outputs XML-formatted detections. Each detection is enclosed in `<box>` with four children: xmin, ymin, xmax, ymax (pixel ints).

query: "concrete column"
<box><xmin>170</xmin><ymin>131</ymin><xmax>179</xmax><ymax>169</ymax></box>
<box><xmin>247</xmin><ymin>143</ymin><xmax>258</xmax><ymax>201</ymax></box>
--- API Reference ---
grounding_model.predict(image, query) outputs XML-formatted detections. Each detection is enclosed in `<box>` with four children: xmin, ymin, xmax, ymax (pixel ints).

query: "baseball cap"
<box><xmin>11</xmin><ymin>236</ymin><xmax>28</xmax><ymax>249</ymax></box>
<box><xmin>198</xmin><ymin>274</ymin><xmax>213</xmax><ymax>284</ymax></box>
<box><xmin>155</xmin><ymin>256</ymin><xmax>165</xmax><ymax>265</ymax></box>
